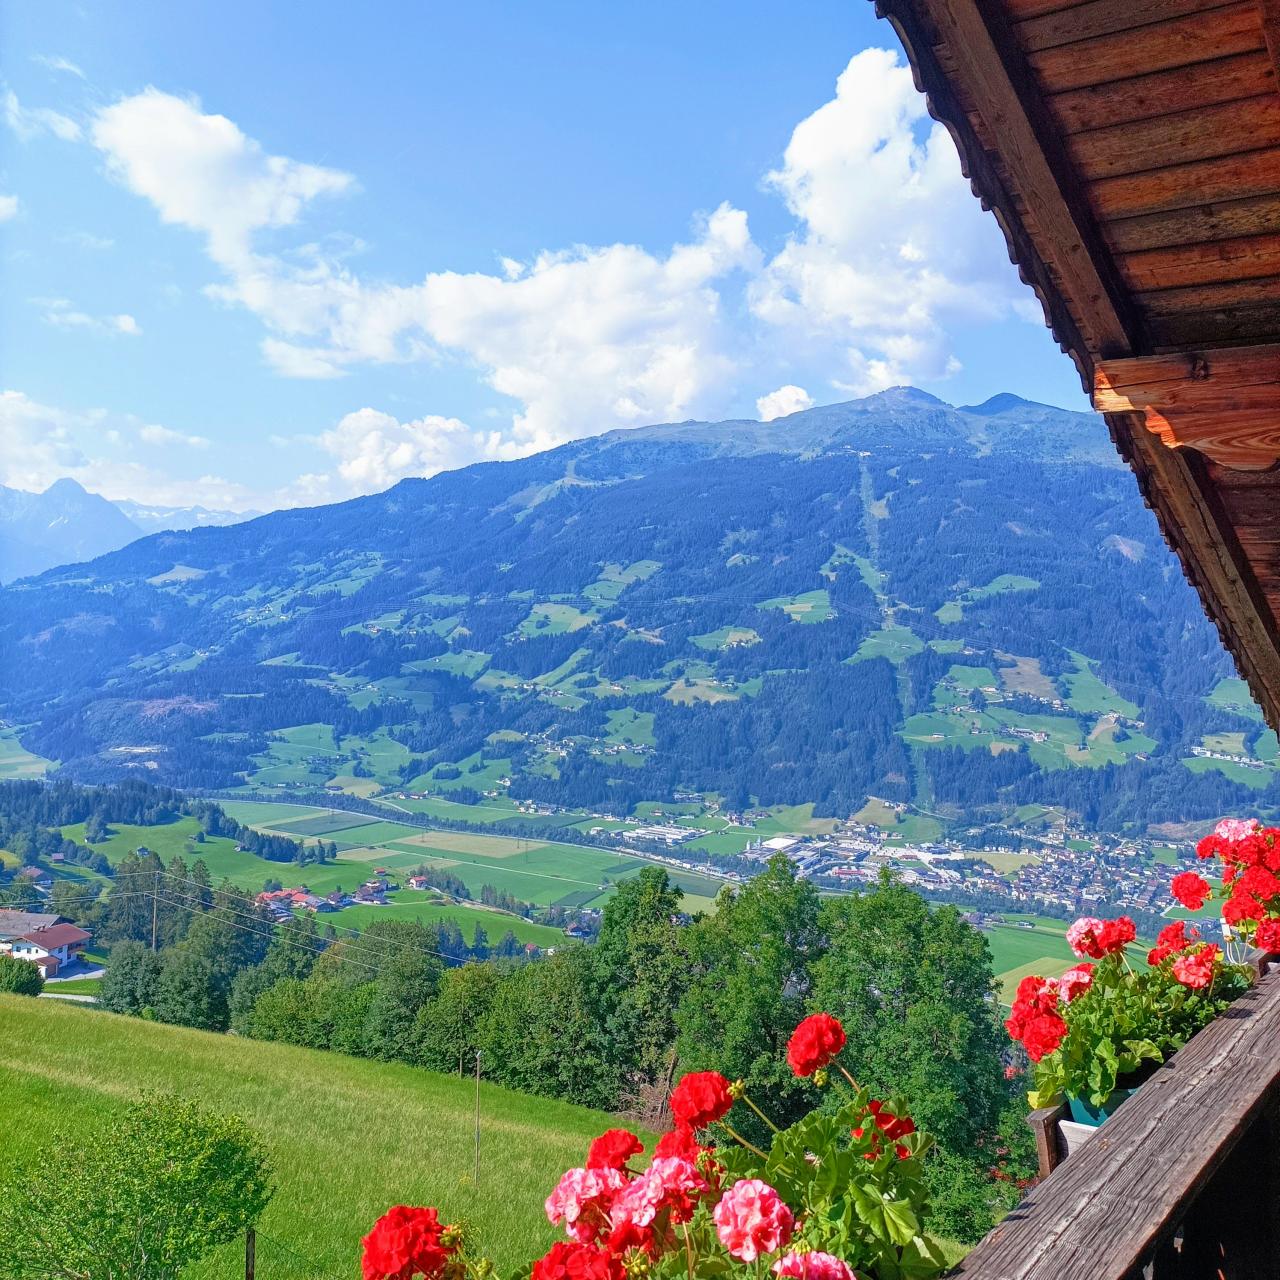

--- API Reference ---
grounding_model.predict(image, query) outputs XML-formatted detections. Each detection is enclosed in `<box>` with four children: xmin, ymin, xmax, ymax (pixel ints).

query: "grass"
<box><xmin>690</xmin><ymin>626</ymin><xmax>762</xmax><ymax>651</ymax></box>
<box><xmin>847</xmin><ymin>626</ymin><xmax>923</xmax><ymax>665</ymax></box>
<box><xmin>982</xmin><ymin>916</ymin><xmax>1147</xmax><ymax>1001</ymax></box>
<box><xmin>0</xmin><ymin>726</ymin><xmax>51</xmax><ymax>779</ymax></box>
<box><xmin>1206</xmin><ymin>677</ymin><xmax>1264</xmax><ymax>723</ymax></box>
<box><xmin>334</xmin><ymin>894</ymin><xmax>565</xmax><ymax>946</ymax></box>
<box><xmin>45</xmin><ymin>976</ymin><xmax>102</xmax><ymax>995</ymax></box>
<box><xmin>1182</xmin><ymin>755</ymin><xmax>1275</xmax><ymax>789</ymax></box>
<box><xmin>518</xmin><ymin>602</ymin><xmax>596</xmax><ymax>636</ymax></box>
<box><xmin>0</xmin><ymin>996</ymin><xmax>636</xmax><ymax>1278</ymax></box>
<box><xmin>604</xmin><ymin>708</ymin><xmax>656</xmax><ymax>747</ymax></box>
<box><xmin>759</xmin><ymin>589</ymin><xmax>833</xmax><ymax>624</ymax></box>
<box><xmin>852</xmin><ymin>799</ymin><xmax>943</xmax><ymax>844</ymax></box>
<box><xmin>935</xmin><ymin>574</ymin><xmax>1039</xmax><ymax>624</ymax></box>
<box><xmin>1062</xmin><ymin>654</ymin><xmax>1139</xmax><ymax>717</ymax></box>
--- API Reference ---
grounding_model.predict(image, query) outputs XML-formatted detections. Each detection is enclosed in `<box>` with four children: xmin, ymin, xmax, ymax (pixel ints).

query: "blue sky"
<box><xmin>0</xmin><ymin>0</ymin><xmax>1089</xmax><ymax>511</ymax></box>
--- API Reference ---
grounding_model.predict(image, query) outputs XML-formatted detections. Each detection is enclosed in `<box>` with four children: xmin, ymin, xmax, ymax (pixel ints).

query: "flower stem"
<box><xmin>739</xmin><ymin>1092</ymin><xmax>780</xmax><ymax>1134</ymax></box>
<box><xmin>682</xmin><ymin>1221</ymin><xmax>696</xmax><ymax>1280</ymax></box>
<box><xmin>723</xmin><ymin>1122</ymin><xmax>769</xmax><ymax>1161</ymax></box>
<box><xmin>837</xmin><ymin>1064</ymin><xmax>861</xmax><ymax>1092</ymax></box>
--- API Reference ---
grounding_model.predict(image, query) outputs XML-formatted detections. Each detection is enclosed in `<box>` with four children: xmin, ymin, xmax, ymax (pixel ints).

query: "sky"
<box><xmin>0</xmin><ymin>0</ymin><xmax>1091</xmax><ymax>513</ymax></box>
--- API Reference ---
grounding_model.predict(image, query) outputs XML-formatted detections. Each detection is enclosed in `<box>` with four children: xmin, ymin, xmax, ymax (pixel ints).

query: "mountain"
<box><xmin>0</xmin><ymin>481</ymin><xmax>254</xmax><ymax>583</ymax></box>
<box><xmin>2</xmin><ymin>389</ymin><xmax>1276</xmax><ymax>835</ymax></box>
<box><xmin>113</xmin><ymin>499</ymin><xmax>261</xmax><ymax>535</ymax></box>
<box><xmin>0</xmin><ymin>479</ymin><xmax>143</xmax><ymax>584</ymax></box>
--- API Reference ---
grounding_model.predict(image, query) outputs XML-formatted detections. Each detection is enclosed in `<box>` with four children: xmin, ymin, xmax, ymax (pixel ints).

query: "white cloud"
<box><xmin>32</xmin><ymin>55</ymin><xmax>86</xmax><ymax>80</ymax></box>
<box><xmin>62</xmin><ymin>230</ymin><xmax>114</xmax><ymax>250</ymax></box>
<box><xmin>3</xmin><ymin>89</ymin><xmax>81</xmax><ymax>142</ymax></box>
<box><xmin>756</xmin><ymin>385</ymin><xmax>814</xmax><ymax>421</ymax></box>
<box><xmin>0</xmin><ymin>194</ymin><xmax>18</xmax><ymax>222</ymax></box>
<box><xmin>750</xmin><ymin>47</ymin><xmax>1025</xmax><ymax>392</ymax></box>
<box><xmin>36</xmin><ymin>298</ymin><xmax>142</xmax><ymax>336</ymax></box>
<box><xmin>317</xmin><ymin>407</ymin><xmax>504</xmax><ymax>493</ymax></box>
<box><xmin>0</xmin><ymin>389</ymin><xmax>303</xmax><ymax>511</ymax></box>
<box><xmin>139</xmin><ymin>423</ymin><xmax>209</xmax><ymax>448</ymax></box>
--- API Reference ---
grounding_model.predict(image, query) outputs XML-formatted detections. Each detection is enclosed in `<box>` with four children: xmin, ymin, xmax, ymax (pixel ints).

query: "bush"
<box><xmin>0</xmin><ymin>1093</ymin><xmax>273</xmax><ymax>1280</ymax></box>
<box><xmin>0</xmin><ymin>954</ymin><xmax>43</xmax><ymax>996</ymax></box>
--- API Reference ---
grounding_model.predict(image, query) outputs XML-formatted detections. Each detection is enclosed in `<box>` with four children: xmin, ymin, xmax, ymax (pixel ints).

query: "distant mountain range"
<box><xmin>3</xmin><ymin>388</ymin><xmax>1276</xmax><ymax>835</ymax></box>
<box><xmin>0</xmin><ymin>479</ymin><xmax>255</xmax><ymax>583</ymax></box>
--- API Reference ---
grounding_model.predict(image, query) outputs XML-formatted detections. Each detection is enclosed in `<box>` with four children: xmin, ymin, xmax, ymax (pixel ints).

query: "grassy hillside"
<box><xmin>0</xmin><ymin>996</ymin><xmax>641</xmax><ymax>1278</ymax></box>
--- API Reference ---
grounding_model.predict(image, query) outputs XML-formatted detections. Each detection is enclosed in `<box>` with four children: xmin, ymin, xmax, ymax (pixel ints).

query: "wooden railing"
<box><xmin>952</xmin><ymin>965</ymin><xmax>1280</xmax><ymax>1279</ymax></box>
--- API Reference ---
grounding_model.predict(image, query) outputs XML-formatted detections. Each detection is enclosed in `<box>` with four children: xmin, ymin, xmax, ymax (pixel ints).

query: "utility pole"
<box><xmin>151</xmin><ymin>868</ymin><xmax>159</xmax><ymax>952</ymax></box>
<box><xmin>474</xmin><ymin>1050</ymin><xmax>482</xmax><ymax>1185</ymax></box>
<box><xmin>244</xmin><ymin>1227</ymin><xmax>255</xmax><ymax>1280</ymax></box>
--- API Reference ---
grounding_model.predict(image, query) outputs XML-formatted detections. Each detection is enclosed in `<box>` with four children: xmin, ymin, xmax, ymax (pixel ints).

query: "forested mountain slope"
<box><xmin>3</xmin><ymin>388</ymin><xmax>1275</xmax><ymax>833</ymax></box>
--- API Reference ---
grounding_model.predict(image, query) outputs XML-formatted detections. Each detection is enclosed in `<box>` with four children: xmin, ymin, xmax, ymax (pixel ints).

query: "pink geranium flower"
<box><xmin>1217</xmin><ymin>818</ymin><xmax>1261</xmax><ymax>842</ymax></box>
<box><xmin>712</xmin><ymin>1179</ymin><xmax>793</xmax><ymax>1262</ymax></box>
<box><xmin>610</xmin><ymin>1157</ymin><xmax>707</xmax><ymax>1230</ymax></box>
<box><xmin>773</xmin><ymin>1252</ymin><xmax>855</xmax><ymax>1280</ymax></box>
<box><xmin>545</xmin><ymin>1167</ymin><xmax>627</xmax><ymax>1244</ymax></box>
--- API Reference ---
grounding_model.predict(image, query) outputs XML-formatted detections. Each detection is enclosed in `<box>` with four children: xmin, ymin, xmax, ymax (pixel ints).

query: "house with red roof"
<box><xmin>8</xmin><ymin>922</ymin><xmax>91</xmax><ymax>977</ymax></box>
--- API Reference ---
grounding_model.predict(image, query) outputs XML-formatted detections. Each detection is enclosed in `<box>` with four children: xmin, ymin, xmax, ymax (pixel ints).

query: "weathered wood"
<box><xmin>1096</xmin><ymin>344</ymin><xmax>1280</xmax><ymax>395</ymax></box>
<box><xmin>1091</xmin><ymin>147</ymin><xmax>1280</xmax><ymax>220</ymax></box>
<box><xmin>1004</xmin><ymin>0</ymin><xmax>1075</xmax><ymax>19</ymax></box>
<box><xmin>1026</xmin><ymin>1104</ymin><xmax>1065</xmax><ymax>1179</ymax></box>
<box><xmin>951</xmin><ymin>971</ymin><xmax>1280</xmax><ymax>1278</ymax></box>
<box><xmin>1106</xmin><ymin>191</ymin><xmax>1280</xmax><ymax>254</ymax></box>
<box><xmin>1069</xmin><ymin>95</ymin><xmax>1280</xmax><ymax>182</ymax></box>
<box><xmin>1017</xmin><ymin>0</ymin><xmax>1234</xmax><ymax>55</ymax></box>
<box><xmin>1262</xmin><ymin>0</ymin><xmax>1280</xmax><ymax>98</ymax></box>
<box><xmin>1150</xmin><ymin>300</ymin><xmax>1280</xmax><ymax>348</ymax></box>
<box><xmin>1120</xmin><ymin>231</ymin><xmax>1280</xmax><ymax>291</ymax></box>
<box><xmin>1029</xmin><ymin>2</ymin><xmax>1263</xmax><ymax>95</ymax></box>
<box><xmin>913</xmin><ymin>0</ymin><xmax>1138</xmax><ymax>352</ymax></box>
<box><xmin>1137</xmin><ymin>274</ymin><xmax>1280</xmax><ymax>317</ymax></box>
<box><xmin>1048</xmin><ymin>50</ymin><xmax>1275</xmax><ymax>134</ymax></box>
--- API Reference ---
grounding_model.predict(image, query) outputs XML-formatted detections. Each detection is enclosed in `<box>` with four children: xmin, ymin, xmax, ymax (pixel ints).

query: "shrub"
<box><xmin>0</xmin><ymin>954</ymin><xmax>43</xmax><ymax>996</ymax></box>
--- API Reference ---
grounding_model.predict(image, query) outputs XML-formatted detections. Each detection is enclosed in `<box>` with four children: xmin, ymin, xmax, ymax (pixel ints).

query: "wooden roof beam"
<box><xmin>1095</xmin><ymin>344</ymin><xmax>1280</xmax><ymax>469</ymax></box>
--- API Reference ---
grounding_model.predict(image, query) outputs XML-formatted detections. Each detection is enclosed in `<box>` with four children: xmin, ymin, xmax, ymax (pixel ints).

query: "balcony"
<box><xmin>953</xmin><ymin>963</ymin><xmax>1280</xmax><ymax>1279</ymax></box>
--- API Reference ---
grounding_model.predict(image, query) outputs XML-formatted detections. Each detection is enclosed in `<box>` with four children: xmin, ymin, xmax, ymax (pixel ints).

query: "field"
<box><xmin>334</xmin><ymin>894</ymin><xmax>567</xmax><ymax>947</ymax></box>
<box><xmin>847</xmin><ymin>626</ymin><xmax>924</xmax><ymax>665</ymax></box>
<box><xmin>982</xmin><ymin>916</ymin><xmax>1147</xmax><ymax>1001</ymax></box>
<box><xmin>0</xmin><ymin>996</ymin><xmax>636</xmax><ymax>1278</ymax></box>
<box><xmin>0</xmin><ymin>726</ymin><xmax>50</xmax><ymax>779</ymax></box>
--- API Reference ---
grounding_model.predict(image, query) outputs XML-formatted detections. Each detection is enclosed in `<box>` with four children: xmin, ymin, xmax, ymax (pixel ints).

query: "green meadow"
<box><xmin>0</xmin><ymin>996</ymin><xmax>636</xmax><ymax>1279</ymax></box>
<box><xmin>0</xmin><ymin>726</ymin><xmax>50</xmax><ymax>780</ymax></box>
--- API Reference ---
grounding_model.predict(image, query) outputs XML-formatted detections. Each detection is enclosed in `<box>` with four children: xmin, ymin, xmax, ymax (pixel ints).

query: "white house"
<box><xmin>7</xmin><ymin>922</ymin><xmax>91</xmax><ymax>977</ymax></box>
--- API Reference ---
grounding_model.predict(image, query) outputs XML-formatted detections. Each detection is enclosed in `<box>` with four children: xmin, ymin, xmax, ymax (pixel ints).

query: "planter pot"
<box><xmin>1065</xmin><ymin>1086</ymin><xmax>1141</xmax><ymax>1127</ymax></box>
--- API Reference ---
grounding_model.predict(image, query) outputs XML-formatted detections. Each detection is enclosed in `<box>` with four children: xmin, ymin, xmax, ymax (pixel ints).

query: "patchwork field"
<box><xmin>983</xmin><ymin>916</ymin><xmax>1147</xmax><ymax>1001</ymax></box>
<box><xmin>0</xmin><ymin>996</ymin><xmax>636</xmax><ymax>1279</ymax></box>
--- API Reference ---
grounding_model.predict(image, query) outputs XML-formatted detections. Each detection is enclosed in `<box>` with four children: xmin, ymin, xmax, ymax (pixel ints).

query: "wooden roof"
<box><xmin>872</xmin><ymin>0</ymin><xmax>1280</xmax><ymax>730</ymax></box>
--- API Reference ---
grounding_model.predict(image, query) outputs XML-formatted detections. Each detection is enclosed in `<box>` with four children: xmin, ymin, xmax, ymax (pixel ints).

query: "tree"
<box><xmin>49</xmin><ymin>877</ymin><xmax>91</xmax><ymax>924</ymax></box>
<box><xmin>100</xmin><ymin>940</ymin><xmax>165</xmax><ymax>1015</ymax></box>
<box><xmin>416</xmin><ymin>962</ymin><xmax>502</xmax><ymax>1074</ymax></box>
<box><xmin>0</xmin><ymin>955</ymin><xmax>43</xmax><ymax>996</ymax></box>
<box><xmin>153</xmin><ymin>948</ymin><xmax>223</xmax><ymax>1031</ymax></box>
<box><xmin>810</xmin><ymin>876</ymin><xmax>1020</xmax><ymax>1239</ymax></box>
<box><xmin>0</xmin><ymin>1094</ymin><xmax>273</xmax><ymax>1280</ymax></box>
<box><xmin>675</xmin><ymin>855</ymin><xmax>823</xmax><ymax>1134</ymax></box>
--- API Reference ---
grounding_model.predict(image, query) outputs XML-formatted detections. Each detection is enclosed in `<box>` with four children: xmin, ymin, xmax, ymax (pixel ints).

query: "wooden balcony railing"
<box><xmin>952</xmin><ymin>965</ymin><xmax>1280</xmax><ymax>1279</ymax></box>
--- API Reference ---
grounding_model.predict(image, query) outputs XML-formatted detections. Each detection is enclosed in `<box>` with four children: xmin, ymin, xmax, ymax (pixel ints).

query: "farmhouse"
<box><xmin>7</xmin><ymin>922</ymin><xmax>92</xmax><ymax>977</ymax></box>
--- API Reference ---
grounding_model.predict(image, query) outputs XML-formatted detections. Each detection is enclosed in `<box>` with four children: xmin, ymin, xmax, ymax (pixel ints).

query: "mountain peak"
<box><xmin>959</xmin><ymin>392</ymin><xmax>1052</xmax><ymax>416</ymax></box>
<box><xmin>862</xmin><ymin>386</ymin><xmax>950</xmax><ymax>408</ymax></box>
<box><xmin>43</xmin><ymin>477</ymin><xmax>90</xmax><ymax>498</ymax></box>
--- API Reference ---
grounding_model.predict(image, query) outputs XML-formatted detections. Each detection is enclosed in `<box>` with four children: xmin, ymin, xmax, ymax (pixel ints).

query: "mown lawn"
<box><xmin>0</xmin><ymin>996</ymin><xmax>639</xmax><ymax>1278</ymax></box>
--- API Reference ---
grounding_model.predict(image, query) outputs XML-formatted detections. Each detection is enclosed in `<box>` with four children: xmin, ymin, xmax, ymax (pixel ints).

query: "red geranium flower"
<box><xmin>532</xmin><ymin>1241</ymin><xmax>622</xmax><ymax>1280</ymax></box>
<box><xmin>1223</xmin><ymin>890</ymin><xmax>1263</xmax><ymax>926</ymax></box>
<box><xmin>1148</xmin><ymin>919</ymin><xmax>1197</xmax><ymax>966</ymax></box>
<box><xmin>1172</xmin><ymin>944</ymin><xmax>1220</xmax><ymax>990</ymax></box>
<box><xmin>669</xmin><ymin>1072</ymin><xmax>733</xmax><ymax>1130</ymax></box>
<box><xmin>1097</xmin><ymin>916</ymin><xmax>1136</xmax><ymax>954</ymax></box>
<box><xmin>654</xmin><ymin>1124</ymin><xmax>703</xmax><ymax>1162</ymax></box>
<box><xmin>1170</xmin><ymin>871</ymin><xmax>1211</xmax><ymax>912</ymax></box>
<box><xmin>1236</xmin><ymin>864</ymin><xmax>1280</xmax><ymax>902</ymax></box>
<box><xmin>1256</xmin><ymin>918</ymin><xmax>1280</xmax><ymax>953</ymax></box>
<box><xmin>1021</xmin><ymin>1012</ymin><xmax>1068</xmax><ymax>1062</ymax></box>
<box><xmin>362</xmin><ymin>1207</ymin><xmax>456</xmax><ymax>1280</ymax></box>
<box><xmin>586</xmin><ymin>1129</ymin><xmax>644</xmax><ymax>1171</ymax></box>
<box><xmin>785</xmin><ymin>1013</ymin><xmax>847</xmax><ymax>1078</ymax></box>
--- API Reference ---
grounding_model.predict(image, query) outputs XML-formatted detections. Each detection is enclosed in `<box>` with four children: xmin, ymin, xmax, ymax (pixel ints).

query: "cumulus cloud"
<box><xmin>0</xmin><ymin>194</ymin><xmax>17</xmax><ymax>222</ymax></box>
<box><xmin>3</xmin><ymin>89</ymin><xmax>80</xmax><ymax>141</ymax></box>
<box><xmin>139</xmin><ymin>423</ymin><xmax>209</xmax><ymax>448</ymax></box>
<box><xmin>37</xmin><ymin>298</ymin><xmax>141</xmax><ymax>336</ymax></box>
<box><xmin>316</xmin><ymin>407</ymin><xmax>507</xmax><ymax>492</ymax></box>
<box><xmin>750</xmin><ymin>47</ymin><xmax>1024</xmax><ymax>392</ymax></box>
<box><xmin>756</xmin><ymin>385</ymin><xmax>814</xmax><ymax>421</ymax></box>
<box><xmin>0</xmin><ymin>389</ymin><xmax>306</xmax><ymax>511</ymax></box>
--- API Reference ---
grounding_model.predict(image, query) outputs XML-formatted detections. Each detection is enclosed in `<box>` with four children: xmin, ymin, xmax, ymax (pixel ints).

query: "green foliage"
<box><xmin>1028</xmin><ymin>951</ymin><xmax>1253</xmax><ymax>1107</ymax></box>
<box><xmin>0</xmin><ymin>1093</ymin><xmax>272</xmax><ymax>1280</ymax></box>
<box><xmin>101</xmin><ymin>940</ymin><xmax>165</xmax><ymax>1015</ymax></box>
<box><xmin>0</xmin><ymin>954</ymin><xmax>42</xmax><ymax>996</ymax></box>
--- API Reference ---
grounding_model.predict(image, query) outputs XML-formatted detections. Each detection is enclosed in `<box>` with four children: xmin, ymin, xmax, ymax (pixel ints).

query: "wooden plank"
<box><xmin>1097</xmin><ymin>344</ymin><xmax>1280</xmax><ymax>394</ymax></box>
<box><xmin>1106</xmin><ymin>192</ymin><xmax>1280</xmax><ymax>254</ymax></box>
<box><xmin>1029</xmin><ymin>2</ymin><xmax>1263</xmax><ymax>94</ymax></box>
<box><xmin>1068</xmin><ymin>95</ymin><xmax>1280</xmax><ymax>181</ymax></box>
<box><xmin>953</xmin><ymin>971</ymin><xmax>1280</xmax><ymax>1278</ymax></box>
<box><xmin>917</xmin><ymin>0</ymin><xmax>1137</xmax><ymax>352</ymax></box>
<box><xmin>1120</xmin><ymin>232</ymin><xmax>1280</xmax><ymax>291</ymax></box>
<box><xmin>1005</xmin><ymin>0</ymin><xmax>1077</xmax><ymax>18</ymax></box>
<box><xmin>1090</xmin><ymin>147</ymin><xmax>1280</xmax><ymax>220</ymax></box>
<box><xmin>1150</xmin><ymin>301</ymin><xmax>1280</xmax><ymax>347</ymax></box>
<box><xmin>1121</xmin><ymin>407</ymin><xmax>1280</xmax><ymax>468</ymax></box>
<box><xmin>1047</xmin><ymin>50</ymin><xmax>1274</xmax><ymax>134</ymax></box>
<box><xmin>1019</xmin><ymin>0</ymin><xmax>1242</xmax><ymax>55</ymax></box>
<box><xmin>1136</xmin><ymin>275</ymin><xmax>1280</xmax><ymax>316</ymax></box>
